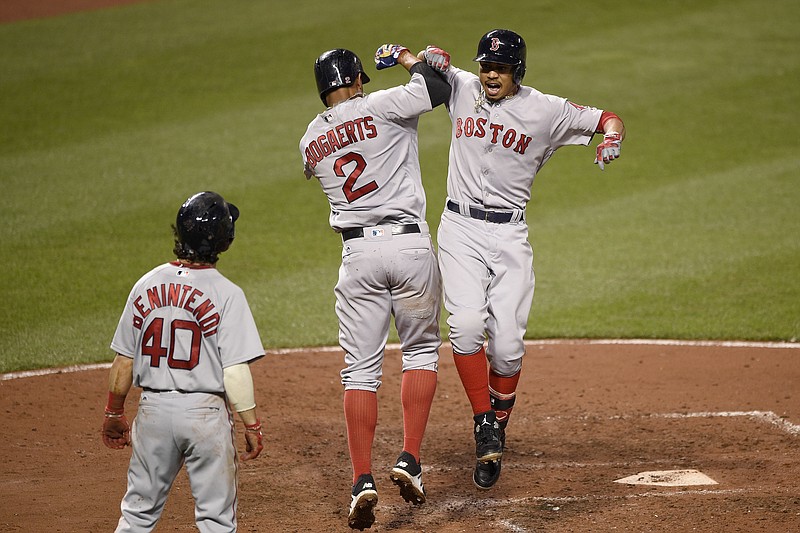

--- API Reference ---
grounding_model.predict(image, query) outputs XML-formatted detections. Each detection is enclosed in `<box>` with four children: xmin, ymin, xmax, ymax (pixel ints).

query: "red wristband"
<box><xmin>245</xmin><ymin>419</ymin><xmax>262</xmax><ymax>432</ymax></box>
<box><xmin>598</xmin><ymin>110</ymin><xmax>620</xmax><ymax>133</ymax></box>
<box><xmin>106</xmin><ymin>392</ymin><xmax>126</xmax><ymax>414</ymax></box>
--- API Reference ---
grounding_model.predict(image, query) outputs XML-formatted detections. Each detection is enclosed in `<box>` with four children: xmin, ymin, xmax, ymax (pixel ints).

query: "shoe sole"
<box><xmin>389</xmin><ymin>468</ymin><xmax>426</xmax><ymax>505</ymax></box>
<box><xmin>476</xmin><ymin>450</ymin><xmax>503</xmax><ymax>462</ymax></box>
<box><xmin>348</xmin><ymin>490</ymin><xmax>378</xmax><ymax>530</ymax></box>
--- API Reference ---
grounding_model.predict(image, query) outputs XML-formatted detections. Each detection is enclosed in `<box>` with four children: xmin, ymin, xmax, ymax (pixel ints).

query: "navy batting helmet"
<box><xmin>314</xmin><ymin>48</ymin><xmax>371</xmax><ymax>105</ymax></box>
<box><xmin>474</xmin><ymin>29</ymin><xmax>527</xmax><ymax>84</ymax></box>
<box><xmin>174</xmin><ymin>191</ymin><xmax>239</xmax><ymax>264</ymax></box>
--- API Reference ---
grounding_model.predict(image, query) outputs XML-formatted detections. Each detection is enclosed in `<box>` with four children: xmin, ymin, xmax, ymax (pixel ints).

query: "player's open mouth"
<box><xmin>485</xmin><ymin>83</ymin><xmax>502</xmax><ymax>96</ymax></box>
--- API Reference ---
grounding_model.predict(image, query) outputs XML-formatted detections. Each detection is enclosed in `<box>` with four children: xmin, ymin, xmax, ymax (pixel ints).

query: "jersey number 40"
<box><xmin>141</xmin><ymin>317</ymin><xmax>201</xmax><ymax>370</ymax></box>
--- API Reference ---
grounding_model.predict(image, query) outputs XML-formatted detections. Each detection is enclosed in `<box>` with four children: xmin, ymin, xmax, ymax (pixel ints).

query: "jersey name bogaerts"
<box><xmin>300</xmin><ymin>73</ymin><xmax>434</xmax><ymax>231</ymax></box>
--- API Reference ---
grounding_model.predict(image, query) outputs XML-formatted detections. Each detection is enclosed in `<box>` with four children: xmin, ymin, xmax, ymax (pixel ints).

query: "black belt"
<box><xmin>342</xmin><ymin>223</ymin><xmax>421</xmax><ymax>242</ymax></box>
<box><xmin>446</xmin><ymin>200</ymin><xmax>521</xmax><ymax>224</ymax></box>
<box><xmin>142</xmin><ymin>387</ymin><xmax>224</xmax><ymax>398</ymax></box>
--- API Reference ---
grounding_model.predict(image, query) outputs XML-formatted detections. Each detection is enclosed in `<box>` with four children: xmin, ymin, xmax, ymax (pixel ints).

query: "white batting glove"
<box><xmin>594</xmin><ymin>132</ymin><xmax>622</xmax><ymax>171</ymax></box>
<box><xmin>375</xmin><ymin>44</ymin><xmax>409</xmax><ymax>70</ymax></box>
<box><xmin>422</xmin><ymin>45</ymin><xmax>450</xmax><ymax>72</ymax></box>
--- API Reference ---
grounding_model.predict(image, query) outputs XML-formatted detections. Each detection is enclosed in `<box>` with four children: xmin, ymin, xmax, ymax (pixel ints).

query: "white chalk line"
<box><xmin>540</xmin><ymin>410</ymin><xmax>800</xmax><ymax>437</ymax></box>
<box><xmin>656</xmin><ymin>410</ymin><xmax>800</xmax><ymax>437</ymax></box>
<box><xmin>3</xmin><ymin>338</ymin><xmax>797</xmax><ymax>381</ymax></box>
<box><xmin>380</xmin><ymin>488</ymin><xmax>757</xmax><ymax>533</ymax></box>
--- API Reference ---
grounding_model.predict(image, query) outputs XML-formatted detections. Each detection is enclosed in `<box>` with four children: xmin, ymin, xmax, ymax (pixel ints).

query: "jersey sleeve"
<box><xmin>368</xmin><ymin>73</ymin><xmax>433</xmax><ymax>121</ymax></box>
<box><xmin>109</xmin><ymin>270</ymin><xmax>153</xmax><ymax>358</ymax></box>
<box><xmin>547</xmin><ymin>95</ymin><xmax>603</xmax><ymax>148</ymax></box>
<box><xmin>441</xmin><ymin>66</ymin><xmax>479</xmax><ymax>112</ymax></box>
<box><xmin>216</xmin><ymin>287</ymin><xmax>265</xmax><ymax>368</ymax></box>
<box><xmin>109</xmin><ymin>288</ymin><xmax>137</xmax><ymax>358</ymax></box>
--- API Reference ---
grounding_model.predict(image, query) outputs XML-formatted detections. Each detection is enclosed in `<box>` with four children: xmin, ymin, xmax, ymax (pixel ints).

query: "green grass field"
<box><xmin>1</xmin><ymin>0</ymin><xmax>798</xmax><ymax>372</ymax></box>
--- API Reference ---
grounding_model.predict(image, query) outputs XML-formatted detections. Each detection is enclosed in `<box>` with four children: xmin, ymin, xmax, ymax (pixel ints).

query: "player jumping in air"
<box><xmin>299</xmin><ymin>46</ymin><xmax>449</xmax><ymax>529</ymax></box>
<box><xmin>419</xmin><ymin>29</ymin><xmax>626</xmax><ymax>490</ymax></box>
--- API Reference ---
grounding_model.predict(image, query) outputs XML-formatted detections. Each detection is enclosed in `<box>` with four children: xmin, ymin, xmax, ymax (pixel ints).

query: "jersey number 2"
<box><xmin>335</xmin><ymin>152</ymin><xmax>378</xmax><ymax>203</ymax></box>
<box><xmin>141</xmin><ymin>318</ymin><xmax>201</xmax><ymax>369</ymax></box>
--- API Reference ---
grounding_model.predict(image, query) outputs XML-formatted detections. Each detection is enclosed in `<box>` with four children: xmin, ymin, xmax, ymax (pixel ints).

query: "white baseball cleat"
<box><xmin>348</xmin><ymin>473</ymin><xmax>378</xmax><ymax>530</ymax></box>
<box><xmin>389</xmin><ymin>451</ymin><xmax>426</xmax><ymax>505</ymax></box>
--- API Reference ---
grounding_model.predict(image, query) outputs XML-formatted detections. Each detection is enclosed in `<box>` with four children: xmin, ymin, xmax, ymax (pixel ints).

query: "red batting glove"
<box><xmin>102</xmin><ymin>411</ymin><xmax>131</xmax><ymax>449</ymax></box>
<box><xmin>594</xmin><ymin>132</ymin><xmax>622</xmax><ymax>170</ymax></box>
<box><xmin>241</xmin><ymin>419</ymin><xmax>264</xmax><ymax>461</ymax></box>
<box><xmin>423</xmin><ymin>45</ymin><xmax>450</xmax><ymax>72</ymax></box>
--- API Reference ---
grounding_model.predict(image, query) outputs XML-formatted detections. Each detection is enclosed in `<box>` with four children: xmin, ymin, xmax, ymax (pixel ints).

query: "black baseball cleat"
<box><xmin>389</xmin><ymin>451</ymin><xmax>426</xmax><ymax>505</ymax></box>
<box><xmin>473</xmin><ymin>410</ymin><xmax>503</xmax><ymax>462</ymax></box>
<box><xmin>473</xmin><ymin>457</ymin><xmax>502</xmax><ymax>489</ymax></box>
<box><xmin>473</xmin><ymin>414</ymin><xmax>506</xmax><ymax>489</ymax></box>
<box><xmin>348</xmin><ymin>473</ymin><xmax>378</xmax><ymax>530</ymax></box>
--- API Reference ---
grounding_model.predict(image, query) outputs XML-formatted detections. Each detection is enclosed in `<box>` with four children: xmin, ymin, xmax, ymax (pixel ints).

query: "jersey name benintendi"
<box><xmin>443</xmin><ymin>67</ymin><xmax>602</xmax><ymax>210</ymax></box>
<box><xmin>111</xmin><ymin>262</ymin><xmax>264</xmax><ymax>393</ymax></box>
<box><xmin>299</xmin><ymin>73</ymin><xmax>434</xmax><ymax>232</ymax></box>
<box><xmin>131</xmin><ymin>281</ymin><xmax>220</xmax><ymax>337</ymax></box>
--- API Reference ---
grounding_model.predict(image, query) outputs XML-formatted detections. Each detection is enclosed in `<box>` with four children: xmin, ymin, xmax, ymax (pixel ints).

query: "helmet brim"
<box><xmin>474</xmin><ymin>53</ymin><xmax>522</xmax><ymax>66</ymax></box>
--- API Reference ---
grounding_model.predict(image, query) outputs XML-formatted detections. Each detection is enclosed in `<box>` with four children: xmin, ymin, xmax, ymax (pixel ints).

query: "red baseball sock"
<box><xmin>489</xmin><ymin>368</ymin><xmax>521</xmax><ymax>426</ymax></box>
<box><xmin>400</xmin><ymin>369</ymin><xmax>438</xmax><ymax>462</ymax></box>
<box><xmin>452</xmin><ymin>346</ymin><xmax>492</xmax><ymax>415</ymax></box>
<box><xmin>343</xmin><ymin>389</ymin><xmax>378</xmax><ymax>484</ymax></box>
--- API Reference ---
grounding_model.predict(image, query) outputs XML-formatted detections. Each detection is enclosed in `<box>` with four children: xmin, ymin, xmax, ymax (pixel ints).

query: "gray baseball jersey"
<box><xmin>442</xmin><ymin>66</ymin><xmax>602</xmax><ymax>210</ymax></box>
<box><xmin>110</xmin><ymin>261</ymin><xmax>264</xmax><ymax>532</ymax></box>
<box><xmin>437</xmin><ymin>66</ymin><xmax>602</xmax><ymax>373</ymax></box>
<box><xmin>300</xmin><ymin>72</ymin><xmax>441</xmax><ymax>391</ymax></box>
<box><xmin>300</xmin><ymin>73</ymin><xmax>432</xmax><ymax>231</ymax></box>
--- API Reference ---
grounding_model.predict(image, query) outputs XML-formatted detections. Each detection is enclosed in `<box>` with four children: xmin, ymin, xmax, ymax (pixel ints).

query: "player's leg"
<box><xmin>485</xmin><ymin>222</ymin><xmax>534</xmax><ymax>421</ymax></box>
<box><xmin>179</xmin><ymin>393</ymin><xmax>238</xmax><ymax>533</ymax></box>
<box><xmin>335</xmin><ymin>240</ymin><xmax>392</xmax><ymax>528</ymax></box>
<box><xmin>389</xmin><ymin>231</ymin><xmax>441</xmax><ymax>504</ymax></box>
<box><xmin>116</xmin><ymin>395</ymin><xmax>183</xmax><ymax>533</ymax></box>
<box><xmin>438</xmin><ymin>211</ymin><xmax>508</xmax><ymax>489</ymax></box>
<box><xmin>475</xmin><ymin>224</ymin><xmax>534</xmax><ymax>489</ymax></box>
<box><xmin>392</xmin><ymin>231</ymin><xmax>441</xmax><ymax>460</ymax></box>
<box><xmin>437</xmin><ymin>210</ymin><xmax>492</xmax><ymax>414</ymax></box>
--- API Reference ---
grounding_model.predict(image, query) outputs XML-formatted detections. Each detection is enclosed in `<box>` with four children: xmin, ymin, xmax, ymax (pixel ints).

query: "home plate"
<box><xmin>613</xmin><ymin>469</ymin><xmax>718</xmax><ymax>486</ymax></box>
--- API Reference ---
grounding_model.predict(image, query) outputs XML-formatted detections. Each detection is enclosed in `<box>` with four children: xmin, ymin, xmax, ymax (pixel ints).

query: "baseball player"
<box><xmin>299</xmin><ymin>46</ymin><xmax>450</xmax><ymax>530</ymax></box>
<box><xmin>101</xmin><ymin>191</ymin><xmax>266</xmax><ymax>532</ymax></box>
<box><xmin>419</xmin><ymin>29</ymin><xmax>626</xmax><ymax>489</ymax></box>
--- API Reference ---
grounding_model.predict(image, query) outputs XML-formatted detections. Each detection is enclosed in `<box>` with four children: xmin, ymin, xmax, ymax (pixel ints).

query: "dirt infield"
<box><xmin>1</xmin><ymin>341</ymin><xmax>798</xmax><ymax>532</ymax></box>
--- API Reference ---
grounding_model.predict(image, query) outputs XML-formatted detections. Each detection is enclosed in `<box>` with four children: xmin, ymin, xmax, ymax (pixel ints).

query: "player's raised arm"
<box><xmin>418</xmin><ymin>45</ymin><xmax>451</xmax><ymax>72</ymax></box>
<box><xmin>374</xmin><ymin>43</ymin><xmax>451</xmax><ymax>107</ymax></box>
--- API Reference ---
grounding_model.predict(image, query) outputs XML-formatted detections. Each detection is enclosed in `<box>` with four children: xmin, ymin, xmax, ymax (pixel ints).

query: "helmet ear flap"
<box><xmin>514</xmin><ymin>64</ymin><xmax>526</xmax><ymax>84</ymax></box>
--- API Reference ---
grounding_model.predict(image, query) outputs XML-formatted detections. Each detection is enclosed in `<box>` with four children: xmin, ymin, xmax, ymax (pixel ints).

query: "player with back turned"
<box><xmin>419</xmin><ymin>29</ymin><xmax>626</xmax><ymax>490</ymax></box>
<box><xmin>299</xmin><ymin>45</ymin><xmax>450</xmax><ymax>529</ymax></box>
<box><xmin>101</xmin><ymin>191</ymin><xmax>266</xmax><ymax>532</ymax></box>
